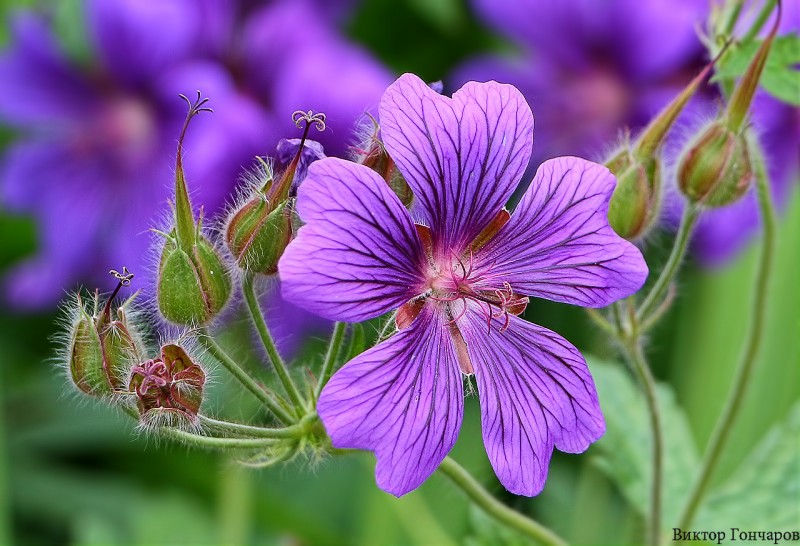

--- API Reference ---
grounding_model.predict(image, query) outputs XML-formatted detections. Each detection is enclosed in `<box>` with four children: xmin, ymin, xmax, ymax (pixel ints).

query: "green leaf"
<box><xmin>714</xmin><ymin>34</ymin><xmax>800</xmax><ymax>106</ymax></box>
<box><xmin>695</xmin><ymin>403</ymin><xmax>800</xmax><ymax>530</ymax></box>
<box><xmin>588</xmin><ymin>356</ymin><xmax>699</xmax><ymax>530</ymax></box>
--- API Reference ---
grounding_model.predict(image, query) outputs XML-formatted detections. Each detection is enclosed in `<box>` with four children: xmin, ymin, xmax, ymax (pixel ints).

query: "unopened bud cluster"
<box><xmin>64</xmin><ymin>269</ymin><xmax>207</xmax><ymax>426</ymax></box>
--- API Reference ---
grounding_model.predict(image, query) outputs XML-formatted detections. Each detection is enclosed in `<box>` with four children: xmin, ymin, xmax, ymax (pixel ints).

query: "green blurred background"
<box><xmin>1</xmin><ymin>0</ymin><xmax>798</xmax><ymax>545</ymax></box>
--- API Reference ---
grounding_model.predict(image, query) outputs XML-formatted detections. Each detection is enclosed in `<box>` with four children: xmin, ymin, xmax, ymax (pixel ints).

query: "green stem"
<box><xmin>742</xmin><ymin>0</ymin><xmax>778</xmax><ymax>43</ymax></box>
<box><xmin>437</xmin><ymin>457</ymin><xmax>568</xmax><ymax>546</ymax></box>
<box><xmin>159</xmin><ymin>427</ymin><xmax>280</xmax><ymax>450</ymax></box>
<box><xmin>377</xmin><ymin>311</ymin><xmax>397</xmax><ymax>341</ymax></box>
<box><xmin>637</xmin><ymin>205</ymin><xmax>700</xmax><ymax>322</ymax></box>
<box><xmin>241</xmin><ymin>274</ymin><xmax>306</xmax><ymax>413</ymax></box>
<box><xmin>721</xmin><ymin>0</ymin><xmax>744</xmax><ymax>37</ymax></box>
<box><xmin>585</xmin><ymin>308</ymin><xmax>617</xmax><ymax>335</ymax></box>
<box><xmin>620</xmin><ymin>339</ymin><xmax>663</xmax><ymax>546</ymax></box>
<box><xmin>199</xmin><ymin>414</ymin><xmax>316</xmax><ymax>439</ymax></box>
<box><xmin>0</xmin><ymin>365</ymin><xmax>10</xmax><ymax>546</ymax></box>
<box><xmin>675</xmin><ymin>146</ymin><xmax>776</xmax><ymax>534</ymax></box>
<box><xmin>315</xmin><ymin>322</ymin><xmax>347</xmax><ymax>399</ymax></box>
<box><xmin>198</xmin><ymin>331</ymin><xmax>295</xmax><ymax>424</ymax></box>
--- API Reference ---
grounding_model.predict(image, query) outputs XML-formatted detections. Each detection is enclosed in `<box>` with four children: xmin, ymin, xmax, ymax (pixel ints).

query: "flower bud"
<box><xmin>156</xmin><ymin>93</ymin><xmax>232</xmax><ymax>325</ymax></box>
<box><xmin>677</xmin><ymin>121</ymin><xmax>753</xmax><ymax>207</ymax></box>
<box><xmin>158</xmin><ymin>236</ymin><xmax>231</xmax><ymax>324</ymax></box>
<box><xmin>224</xmin><ymin>111</ymin><xmax>327</xmax><ymax>275</ymax></box>
<box><xmin>68</xmin><ymin>304</ymin><xmax>108</xmax><ymax>396</ymax></box>
<box><xmin>225</xmin><ymin>196</ymin><xmax>292</xmax><ymax>275</ymax></box>
<box><xmin>275</xmin><ymin>138</ymin><xmax>326</xmax><ymax>196</ymax></box>
<box><xmin>129</xmin><ymin>343</ymin><xmax>205</xmax><ymax>427</ymax></box>
<box><xmin>67</xmin><ymin>269</ymin><xmax>146</xmax><ymax>396</ymax></box>
<box><xmin>356</xmin><ymin>116</ymin><xmax>413</xmax><ymax>206</ymax></box>
<box><xmin>605</xmin><ymin>148</ymin><xmax>662</xmax><ymax>240</ymax></box>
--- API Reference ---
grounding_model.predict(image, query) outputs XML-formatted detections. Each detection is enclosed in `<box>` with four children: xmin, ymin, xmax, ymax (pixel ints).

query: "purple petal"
<box><xmin>85</xmin><ymin>0</ymin><xmax>197</xmax><ymax>84</ymax></box>
<box><xmin>318</xmin><ymin>305</ymin><xmax>464</xmax><ymax>496</ymax></box>
<box><xmin>460</xmin><ymin>307</ymin><xmax>605</xmax><ymax>496</ymax></box>
<box><xmin>475</xmin><ymin>157</ymin><xmax>648</xmax><ymax>307</ymax></box>
<box><xmin>380</xmin><ymin>73</ymin><xmax>534</xmax><ymax>252</ymax></box>
<box><xmin>275</xmin><ymin>138</ymin><xmax>326</xmax><ymax>194</ymax></box>
<box><xmin>279</xmin><ymin>158</ymin><xmax>425</xmax><ymax>322</ymax></box>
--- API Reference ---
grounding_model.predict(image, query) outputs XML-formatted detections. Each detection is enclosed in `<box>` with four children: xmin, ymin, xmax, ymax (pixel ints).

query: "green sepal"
<box><xmin>157</xmin><ymin>235</ymin><xmax>231</xmax><ymax>326</ymax></box>
<box><xmin>68</xmin><ymin>307</ymin><xmax>110</xmax><ymax>396</ymax></box>
<box><xmin>606</xmin><ymin>149</ymin><xmax>662</xmax><ymax>240</ymax></box>
<box><xmin>225</xmin><ymin>198</ymin><xmax>292</xmax><ymax>275</ymax></box>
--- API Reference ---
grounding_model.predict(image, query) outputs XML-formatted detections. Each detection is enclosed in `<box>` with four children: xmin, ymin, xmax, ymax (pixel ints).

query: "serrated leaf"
<box><xmin>695</xmin><ymin>403</ymin><xmax>800</xmax><ymax>530</ymax></box>
<box><xmin>714</xmin><ymin>34</ymin><xmax>800</xmax><ymax>105</ymax></box>
<box><xmin>588</xmin><ymin>356</ymin><xmax>699</xmax><ymax>530</ymax></box>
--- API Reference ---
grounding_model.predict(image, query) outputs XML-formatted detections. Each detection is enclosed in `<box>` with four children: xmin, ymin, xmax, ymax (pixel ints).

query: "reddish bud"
<box><xmin>677</xmin><ymin>121</ymin><xmax>753</xmax><ymax>207</ymax></box>
<box><xmin>129</xmin><ymin>344</ymin><xmax>205</xmax><ymax>426</ymax></box>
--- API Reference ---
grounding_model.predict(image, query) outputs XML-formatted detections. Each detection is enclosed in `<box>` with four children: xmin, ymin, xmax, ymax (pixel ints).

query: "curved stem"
<box><xmin>620</xmin><ymin>339</ymin><xmax>663</xmax><ymax>546</ymax></box>
<box><xmin>377</xmin><ymin>311</ymin><xmax>397</xmax><ymax>341</ymax></box>
<box><xmin>158</xmin><ymin>427</ymin><xmax>280</xmax><ymax>450</ymax></box>
<box><xmin>585</xmin><ymin>308</ymin><xmax>617</xmax><ymax>335</ymax></box>
<box><xmin>315</xmin><ymin>322</ymin><xmax>347</xmax><ymax>400</ymax></box>
<box><xmin>437</xmin><ymin>457</ymin><xmax>568</xmax><ymax>546</ymax></box>
<box><xmin>199</xmin><ymin>414</ymin><xmax>316</xmax><ymax>439</ymax></box>
<box><xmin>197</xmin><ymin>331</ymin><xmax>295</xmax><ymax>425</ymax></box>
<box><xmin>241</xmin><ymin>274</ymin><xmax>306</xmax><ymax>413</ymax></box>
<box><xmin>675</xmin><ymin>147</ymin><xmax>776</xmax><ymax>534</ymax></box>
<box><xmin>637</xmin><ymin>205</ymin><xmax>700</xmax><ymax>322</ymax></box>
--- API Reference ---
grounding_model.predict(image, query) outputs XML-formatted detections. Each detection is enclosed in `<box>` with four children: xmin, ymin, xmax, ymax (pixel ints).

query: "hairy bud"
<box><xmin>156</xmin><ymin>92</ymin><xmax>232</xmax><ymax>324</ymax></box>
<box><xmin>605</xmin><ymin>147</ymin><xmax>661</xmax><ymax>240</ymax></box>
<box><xmin>225</xmin><ymin>111</ymin><xmax>326</xmax><ymax>275</ymax></box>
<box><xmin>129</xmin><ymin>343</ymin><xmax>205</xmax><ymax>427</ymax></box>
<box><xmin>158</xmin><ymin>237</ymin><xmax>231</xmax><ymax>324</ymax></box>
<box><xmin>677</xmin><ymin>121</ymin><xmax>753</xmax><ymax>207</ymax></box>
<box><xmin>66</xmin><ymin>269</ymin><xmax>146</xmax><ymax>396</ymax></box>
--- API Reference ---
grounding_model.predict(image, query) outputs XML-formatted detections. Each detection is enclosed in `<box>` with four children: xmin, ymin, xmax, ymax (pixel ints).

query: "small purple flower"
<box><xmin>280</xmin><ymin>74</ymin><xmax>648</xmax><ymax>496</ymax></box>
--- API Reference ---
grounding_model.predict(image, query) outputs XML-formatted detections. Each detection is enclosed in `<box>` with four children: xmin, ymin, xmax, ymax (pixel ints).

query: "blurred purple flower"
<box><xmin>457</xmin><ymin>0</ymin><xmax>798</xmax><ymax>266</ymax></box>
<box><xmin>280</xmin><ymin>74</ymin><xmax>648</xmax><ymax>496</ymax></box>
<box><xmin>0</xmin><ymin>0</ymin><xmax>391</xmax><ymax>309</ymax></box>
<box><xmin>454</xmin><ymin>0</ymin><xmax>708</xmax><ymax>164</ymax></box>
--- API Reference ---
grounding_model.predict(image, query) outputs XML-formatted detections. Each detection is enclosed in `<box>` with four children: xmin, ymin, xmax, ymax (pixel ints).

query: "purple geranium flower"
<box><xmin>279</xmin><ymin>74</ymin><xmax>648</xmax><ymax>496</ymax></box>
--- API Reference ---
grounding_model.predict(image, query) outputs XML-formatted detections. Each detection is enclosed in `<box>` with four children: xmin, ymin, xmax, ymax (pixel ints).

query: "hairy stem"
<box><xmin>159</xmin><ymin>427</ymin><xmax>281</xmax><ymax>450</ymax></box>
<box><xmin>621</xmin><ymin>338</ymin><xmax>663</xmax><ymax>546</ymax></box>
<box><xmin>315</xmin><ymin>322</ymin><xmax>347</xmax><ymax>400</ymax></box>
<box><xmin>437</xmin><ymin>457</ymin><xmax>568</xmax><ymax>546</ymax></box>
<box><xmin>198</xmin><ymin>331</ymin><xmax>295</xmax><ymax>424</ymax></box>
<box><xmin>637</xmin><ymin>205</ymin><xmax>700</xmax><ymax>322</ymax></box>
<box><xmin>241</xmin><ymin>274</ymin><xmax>306</xmax><ymax>413</ymax></box>
<box><xmin>675</xmin><ymin>147</ymin><xmax>776</xmax><ymax>534</ymax></box>
<box><xmin>199</xmin><ymin>413</ymin><xmax>316</xmax><ymax>439</ymax></box>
